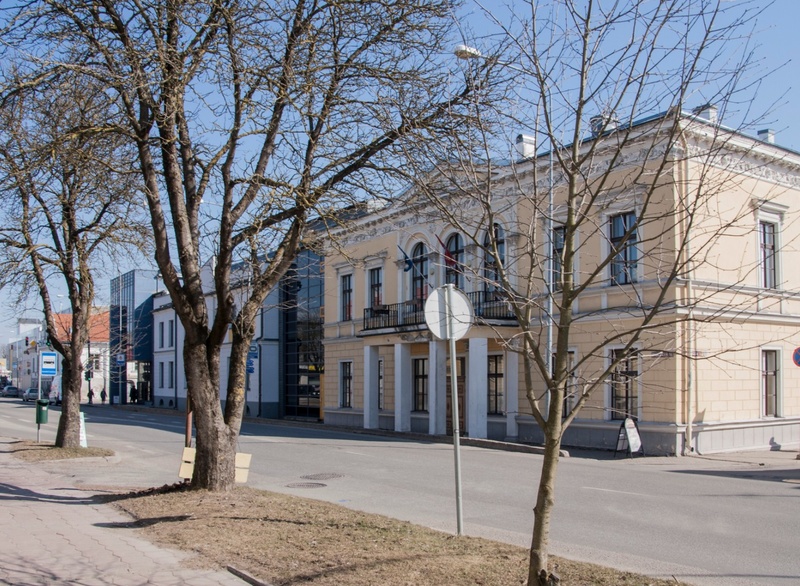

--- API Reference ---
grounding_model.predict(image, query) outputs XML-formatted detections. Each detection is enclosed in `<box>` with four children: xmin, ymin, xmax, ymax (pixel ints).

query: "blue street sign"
<box><xmin>41</xmin><ymin>352</ymin><xmax>58</xmax><ymax>376</ymax></box>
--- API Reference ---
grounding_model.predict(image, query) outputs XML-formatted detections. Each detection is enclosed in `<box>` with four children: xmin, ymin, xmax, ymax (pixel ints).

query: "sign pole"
<box><xmin>445</xmin><ymin>284</ymin><xmax>464</xmax><ymax>536</ymax></box>
<box><xmin>424</xmin><ymin>285</ymin><xmax>473</xmax><ymax>537</ymax></box>
<box><xmin>37</xmin><ymin>351</ymin><xmax>42</xmax><ymax>442</ymax></box>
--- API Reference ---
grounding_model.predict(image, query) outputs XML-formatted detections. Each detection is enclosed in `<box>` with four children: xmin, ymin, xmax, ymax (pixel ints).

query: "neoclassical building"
<box><xmin>321</xmin><ymin>107</ymin><xmax>800</xmax><ymax>455</ymax></box>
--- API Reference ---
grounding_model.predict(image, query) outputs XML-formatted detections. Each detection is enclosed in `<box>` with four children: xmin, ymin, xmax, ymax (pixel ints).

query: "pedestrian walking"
<box><xmin>100</xmin><ymin>388</ymin><xmax>107</xmax><ymax>405</ymax></box>
<box><xmin>87</xmin><ymin>388</ymin><xmax>94</xmax><ymax>405</ymax></box>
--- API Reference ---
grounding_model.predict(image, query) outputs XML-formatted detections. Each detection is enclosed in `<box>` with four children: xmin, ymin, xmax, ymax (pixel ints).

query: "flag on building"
<box><xmin>398</xmin><ymin>245</ymin><xmax>414</xmax><ymax>272</ymax></box>
<box><xmin>436</xmin><ymin>235</ymin><xmax>457</xmax><ymax>268</ymax></box>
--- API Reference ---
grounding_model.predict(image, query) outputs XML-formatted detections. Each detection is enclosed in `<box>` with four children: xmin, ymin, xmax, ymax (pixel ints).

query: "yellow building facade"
<box><xmin>322</xmin><ymin>110</ymin><xmax>800</xmax><ymax>455</ymax></box>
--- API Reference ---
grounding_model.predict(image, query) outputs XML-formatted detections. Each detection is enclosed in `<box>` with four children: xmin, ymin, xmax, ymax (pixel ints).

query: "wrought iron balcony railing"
<box><xmin>362</xmin><ymin>290</ymin><xmax>515</xmax><ymax>332</ymax></box>
<box><xmin>362</xmin><ymin>300</ymin><xmax>426</xmax><ymax>331</ymax></box>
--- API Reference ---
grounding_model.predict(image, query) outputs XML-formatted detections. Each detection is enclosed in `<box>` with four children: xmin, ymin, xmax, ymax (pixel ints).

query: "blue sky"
<box><xmin>742</xmin><ymin>0</ymin><xmax>800</xmax><ymax>151</ymax></box>
<box><xmin>2</xmin><ymin>0</ymin><xmax>799</xmax><ymax>346</ymax></box>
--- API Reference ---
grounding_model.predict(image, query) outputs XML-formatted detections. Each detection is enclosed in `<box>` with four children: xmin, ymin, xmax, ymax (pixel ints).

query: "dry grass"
<box><xmin>12</xmin><ymin>440</ymin><xmax>114</xmax><ymax>461</ymax></box>
<box><xmin>11</xmin><ymin>441</ymin><xmax>688</xmax><ymax>586</ymax></box>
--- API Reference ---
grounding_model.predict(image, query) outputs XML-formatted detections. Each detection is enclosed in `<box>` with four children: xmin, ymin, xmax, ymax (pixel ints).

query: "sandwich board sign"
<box><xmin>614</xmin><ymin>417</ymin><xmax>644</xmax><ymax>458</ymax></box>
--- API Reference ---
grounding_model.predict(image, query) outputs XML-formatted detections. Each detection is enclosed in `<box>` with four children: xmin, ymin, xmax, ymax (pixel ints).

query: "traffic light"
<box><xmin>25</xmin><ymin>336</ymin><xmax>29</xmax><ymax>346</ymax></box>
<box><xmin>84</xmin><ymin>369</ymin><xmax>92</xmax><ymax>381</ymax></box>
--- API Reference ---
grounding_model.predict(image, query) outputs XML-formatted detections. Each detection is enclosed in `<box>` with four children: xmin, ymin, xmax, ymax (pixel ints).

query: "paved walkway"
<box><xmin>0</xmin><ymin>438</ymin><xmax>244</xmax><ymax>586</ymax></box>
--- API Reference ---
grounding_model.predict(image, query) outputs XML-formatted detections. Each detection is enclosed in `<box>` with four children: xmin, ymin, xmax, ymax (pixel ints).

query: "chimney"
<box><xmin>758</xmin><ymin>128</ymin><xmax>775</xmax><ymax>144</ymax></box>
<box><xmin>515</xmin><ymin>134</ymin><xmax>536</xmax><ymax>159</ymax></box>
<box><xmin>692</xmin><ymin>103</ymin><xmax>718</xmax><ymax>124</ymax></box>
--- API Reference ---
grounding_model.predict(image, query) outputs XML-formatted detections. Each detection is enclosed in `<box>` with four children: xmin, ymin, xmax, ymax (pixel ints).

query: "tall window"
<box><xmin>340</xmin><ymin>361</ymin><xmax>352</xmax><ymax>407</ymax></box>
<box><xmin>762</xmin><ymin>350</ymin><xmax>778</xmax><ymax>417</ymax></box>
<box><xmin>411</xmin><ymin>243</ymin><xmax>428</xmax><ymax>305</ymax></box>
<box><xmin>483</xmin><ymin>224</ymin><xmax>505</xmax><ymax>295</ymax></box>
<box><xmin>168</xmin><ymin>361</ymin><xmax>174</xmax><ymax>389</ymax></box>
<box><xmin>445</xmin><ymin>233</ymin><xmax>464</xmax><ymax>289</ymax></box>
<box><xmin>168</xmin><ymin>319</ymin><xmax>174</xmax><ymax>347</ymax></box>
<box><xmin>552</xmin><ymin>226</ymin><xmax>566</xmax><ymax>291</ymax></box>
<box><xmin>378</xmin><ymin>359</ymin><xmax>385</xmax><ymax>410</ymax></box>
<box><xmin>557</xmin><ymin>350</ymin><xmax>577</xmax><ymax>417</ymax></box>
<box><xmin>487</xmin><ymin>355</ymin><xmax>504</xmax><ymax>415</ymax></box>
<box><xmin>413</xmin><ymin>358</ymin><xmax>428</xmax><ymax>411</ymax></box>
<box><xmin>158</xmin><ymin>362</ymin><xmax>164</xmax><ymax>388</ymax></box>
<box><xmin>340</xmin><ymin>273</ymin><xmax>353</xmax><ymax>321</ymax></box>
<box><xmin>760</xmin><ymin>221</ymin><xmax>777</xmax><ymax>289</ymax></box>
<box><xmin>369</xmin><ymin>267</ymin><xmax>383</xmax><ymax>308</ymax></box>
<box><xmin>609</xmin><ymin>212</ymin><xmax>638</xmax><ymax>285</ymax></box>
<box><xmin>158</xmin><ymin>321</ymin><xmax>164</xmax><ymax>348</ymax></box>
<box><xmin>610</xmin><ymin>349</ymin><xmax>638</xmax><ymax>420</ymax></box>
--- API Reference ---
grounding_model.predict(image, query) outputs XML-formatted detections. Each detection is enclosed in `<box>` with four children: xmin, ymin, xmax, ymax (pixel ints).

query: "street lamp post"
<box><xmin>455</xmin><ymin>44</ymin><xmax>556</xmax><ymax>416</ymax></box>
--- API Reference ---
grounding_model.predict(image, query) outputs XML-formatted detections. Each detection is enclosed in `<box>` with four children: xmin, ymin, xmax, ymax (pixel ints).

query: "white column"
<box><xmin>468</xmin><ymin>338</ymin><xmax>488</xmax><ymax>439</ymax></box>
<box><xmin>428</xmin><ymin>340</ymin><xmax>447</xmax><ymax>435</ymax></box>
<box><xmin>363</xmin><ymin>345</ymin><xmax>380</xmax><ymax>429</ymax></box>
<box><xmin>394</xmin><ymin>343</ymin><xmax>412</xmax><ymax>432</ymax></box>
<box><xmin>505</xmin><ymin>350</ymin><xmax>519</xmax><ymax>440</ymax></box>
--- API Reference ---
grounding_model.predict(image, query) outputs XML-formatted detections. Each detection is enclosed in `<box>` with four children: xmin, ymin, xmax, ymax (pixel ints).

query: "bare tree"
<box><xmin>407</xmin><ymin>0</ymin><xmax>778</xmax><ymax>583</ymax></box>
<box><xmin>0</xmin><ymin>72</ymin><xmax>148</xmax><ymax>448</ymax></box>
<box><xmin>2</xmin><ymin>0</ymin><xmax>491</xmax><ymax>489</ymax></box>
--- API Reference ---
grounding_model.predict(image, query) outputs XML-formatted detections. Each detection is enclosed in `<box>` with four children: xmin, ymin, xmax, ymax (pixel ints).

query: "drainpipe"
<box><xmin>678</xmin><ymin>119</ymin><xmax>695</xmax><ymax>455</ymax></box>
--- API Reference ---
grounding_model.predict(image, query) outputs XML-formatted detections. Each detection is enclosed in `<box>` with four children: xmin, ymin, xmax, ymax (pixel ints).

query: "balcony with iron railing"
<box><xmin>361</xmin><ymin>290</ymin><xmax>516</xmax><ymax>332</ymax></box>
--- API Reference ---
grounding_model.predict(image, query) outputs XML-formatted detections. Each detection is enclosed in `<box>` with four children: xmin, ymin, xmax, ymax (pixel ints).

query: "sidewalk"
<box><xmin>0</xmin><ymin>437</ymin><xmax>245</xmax><ymax>586</ymax></box>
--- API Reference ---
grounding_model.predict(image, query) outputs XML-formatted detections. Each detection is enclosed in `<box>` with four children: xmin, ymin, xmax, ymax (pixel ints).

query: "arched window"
<box><xmin>483</xmin><ymin>224</ymin><xmax>505</xmax><ymax>296</ymax></box>
<box><xmin>445</xmin><ymin>233</ymin><xmax>464</xmax><ymax>289</ymax></box>
<box><xmin>411</xmin><ymin>242</ymin><xmax>428</xmax><ymax>303</ymax></box>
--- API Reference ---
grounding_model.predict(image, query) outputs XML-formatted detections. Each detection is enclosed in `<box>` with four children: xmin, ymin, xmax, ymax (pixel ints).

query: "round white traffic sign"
<box><xmin>424</xmin><ymin>285</ymin><xmax>474</xmax><ymax>341</ymax></box>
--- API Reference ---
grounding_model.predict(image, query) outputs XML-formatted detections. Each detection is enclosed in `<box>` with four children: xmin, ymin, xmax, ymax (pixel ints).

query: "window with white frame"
<box><xmin>445</xmin><ymin>233</ymin><xmax>464</xmax><ymax>289</ymax></box>
<box><xmin>158</xmin><ymin>321</ymin><xmax>164</xmax><ymax>348</ymax></box>
<box><xmin>753</xmin><ymin>200</ymin><xmax>785</xmax><ymax>290</ymax></box>
<box><xmin>762</xmin><ymin>349</ymin><xmax>779</xmax><ymax>417</ymax></box>
<box><xmin>168</xmin><ymin>361</ymin><xmax>174</xmax><ymax>389</ymax></box>
<box><xmin>483</xmin><ymin>224</ymin><xmax>505</xmax><ymax>296</ymax></box>
<box><xmin>413</xmin><ymin>358</ymin><xmax>428</xmax><ymax>412</ymax></box>
<box><xmin>369</xmin><ymin>267</ymin><xmax>383</xmax><ymax>308</ymax></box>
<box><xmin>168</xmin><ymin>319</ymin><xmax>174</xmax><ymax>347</ymax></box>
<box><xmin>158</xmin><ymin>361</ymin><xmax>165</xmax><ymax>388</ymax></box>
<box><xmin>555</xmin><ymin>350</ymin><xmax>577</xmax><ymax>417</ymax></box>
<box><xmin>609</xmin><ymin>212</ymin><xmax>638</xmax><ymax>285</ymax></box>
<box><xmin>760</xmin><ymin>221</ymin><xmax>777</xmax><ymax>289</ymax></box>
<box><xmin>378</xmin><ymin>359</ymin><xmax>385</xmax><ymax>410</ymax></box>
<box><xmin>487</xmin><ymin>354</ymin><xmax>504</xmax><ymax>415</ymax></box>
<box><xmin>340</xmin><ymin>361</ymin><xmax>352</xmax><ymax>407</ymax></box>
<box><xmin>610</xmin><ymin>348</ymin><xmax>638</xmax><ymax>420</ymax></box>
<box><xmin>340</xmin><ymin>273</ymin><xmax>353</xmax><ymax>321</ymax></box>
<box><xmin>552</xmin><ymin>225</ymin><xmax>566</xmax><ymax>291</ymax></box>
<box><xmin>411</xmin><ymin>243</ymin><xmax>428</xmax><ymax>305</ymax></box>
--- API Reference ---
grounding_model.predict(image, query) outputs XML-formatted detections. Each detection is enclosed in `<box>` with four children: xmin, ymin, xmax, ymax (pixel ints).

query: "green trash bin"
<box><xmin>36</xmin><ymin>399</ymin><xmax>49</xmax><ymax>424</ymax></box>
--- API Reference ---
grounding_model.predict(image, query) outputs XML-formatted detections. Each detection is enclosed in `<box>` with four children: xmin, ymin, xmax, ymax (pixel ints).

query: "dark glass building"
<box><xmin>280</xmin><ymin>250</ymin><xmax>324</xmax><ymax>419</ymax></box>
<box><xmin>110</xmin><ymin>269</ymin><xmax>159</xmax><ymax>405</ymax></box>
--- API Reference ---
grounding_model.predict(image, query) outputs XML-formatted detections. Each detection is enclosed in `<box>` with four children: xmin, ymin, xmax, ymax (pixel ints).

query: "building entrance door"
<box><xmin>446</xmin><ymin>357</ymin><xmax>466</xmax><ymax>436</ymax></box>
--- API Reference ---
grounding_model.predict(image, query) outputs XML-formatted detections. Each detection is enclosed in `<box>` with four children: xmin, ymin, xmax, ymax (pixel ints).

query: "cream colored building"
<box><xmin>323</xmin><ymin>108</ymin><xmax>800</xmax><ymax>455</ymax></box>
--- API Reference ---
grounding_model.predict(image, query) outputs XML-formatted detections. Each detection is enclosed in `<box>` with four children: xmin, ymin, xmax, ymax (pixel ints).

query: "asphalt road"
<box><xmin>2</xmin><ymin>399</ymin><xmax>799</xmax><ymax>586</ymax></box>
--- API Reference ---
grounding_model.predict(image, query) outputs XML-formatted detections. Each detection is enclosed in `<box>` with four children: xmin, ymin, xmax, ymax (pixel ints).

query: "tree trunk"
<box><xmin>528</xmin><ymin>431</ymin><xmax>563</xmax><ymax>586</ymax></box>
<box><xmin>184</xmin><ymin>340</ymin><xmax>237</xmax><ymax>491</ymax></box>
<box><xmin>55</xmin><ymin>358</ymin><xmax>82</xmax><ymax>448</ymax></box>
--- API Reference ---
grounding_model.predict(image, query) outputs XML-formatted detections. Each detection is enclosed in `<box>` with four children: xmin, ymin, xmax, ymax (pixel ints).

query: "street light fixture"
<box><xmin>454</xmin><ymin>44</ymin><xmax>528</xmax><ymax>73</ymax></box>
<box><xmin>453</xmin><ymin>44</ymin><xmax>483</xmax><ymax>60</ymax></box>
